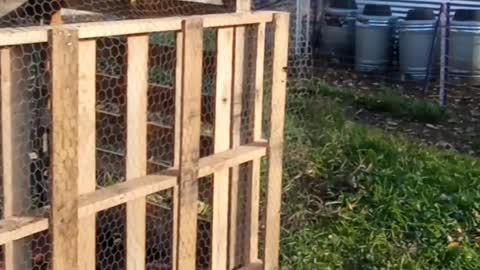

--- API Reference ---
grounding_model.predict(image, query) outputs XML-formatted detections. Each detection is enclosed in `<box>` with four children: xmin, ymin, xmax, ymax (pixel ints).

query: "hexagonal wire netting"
<box><xmin>0</xmin><ymin>0</ymin><xmax>309</xmax><ymax>269</ymax></box>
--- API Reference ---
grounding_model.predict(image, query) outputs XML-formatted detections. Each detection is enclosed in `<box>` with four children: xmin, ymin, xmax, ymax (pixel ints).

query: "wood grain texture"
<box><xmin>244</xmin><ymin>21</ymin><xmax>266</xmax><ymax>262</ymax></box>
<box><xmin>79</xmin><ymin>174</ymin><xmax>177</xmax><ymax>218</ymax></box>
<box><xmin>172</xmin><ymin>31</ymin><xmax>184</xmax><ymax>270</ymax></box>
<box><xmin>126</xmin><ymin>34</ymin><xmax>149</xmax><ymax>270</ymax></box>
<box><xmin>212</xmin><ymin>26</ymin><xmax>234</xmax><ymax>270</ymax></box>
<box><xmin>264</xmin><ymin>12</ymin><xmax>290</xmax><ymax>270</ymax></box>
<box><xmin>1</xmin><ymin>46</ymin><xmax>33</xmax><ymax>270</ymax></box>
<box><xmin>0</xmin><ymin>217</ymin><xmax>49</xmax><ymax>245</ymax></box>
<box><xmin>175</xmin><ymin>18</ymin><xmax>203</xmax><ymax>270</ymax></box>
<box><xmin>77</xmin><ymin>39</ymin><xmax>96</xmax><ymax>270</ymax></box>
<box><xmin>50</xmin><ymin>27</ymin><xmax>80</xmax><ymax>270</ymax></box>
<box><xmin>228</xmin><ymin>25</ymin><xmax>245</xmax><ymax>269</ymax></box>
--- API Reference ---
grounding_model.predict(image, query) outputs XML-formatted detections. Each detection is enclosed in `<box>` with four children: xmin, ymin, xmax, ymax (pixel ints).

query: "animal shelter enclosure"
<box><xmin>0</xmin><ymin>8</ymin><xmax>289</xmax><ymax>270</ymax></box>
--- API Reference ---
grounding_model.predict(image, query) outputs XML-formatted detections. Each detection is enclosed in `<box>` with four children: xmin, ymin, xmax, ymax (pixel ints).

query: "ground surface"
<box><xmin>280</xmin><ymin>80</ymin><xmax>480</xmax><ymax>269</ymax></box>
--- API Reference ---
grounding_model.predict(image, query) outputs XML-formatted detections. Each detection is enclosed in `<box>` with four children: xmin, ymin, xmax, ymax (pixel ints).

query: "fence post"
<box><xmin>175</xmin><ymin>18</ymin><xmax>203</xmax><ymax>270</ymax></box>
<box><xmin>211</xmin><ymin>26</ymin><xmax>234</xmax><ymax>270</ymax></box>
<box><xmin>50</xmin><ymin>27</ymin><xmax>80</xmax><ymax>270</ymax></box>
<box><xmin>1</xmin><ymin>47</ymin><xmax>33</xmax><ymax>270</ymax></box>
<box><xmin>264</xmin><ymin>12</ymin><xmax>290</xmax><ymax>270</ymax></box>
<box><xmin>77</xmin><ymin>39</ymin><xmax>97</xmax><ymax>269</ymax></box>
<box><xmin>125</xmin><ymin>34</ymin><xmax>149</xmax><ymax>270</ymax></box>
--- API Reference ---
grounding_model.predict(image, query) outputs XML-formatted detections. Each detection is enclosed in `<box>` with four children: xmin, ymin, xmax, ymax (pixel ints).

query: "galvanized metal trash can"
<box><xmin>355</xmin><ymin>4</ymin><xmax>397</xmax><ymax>72</ymax></box>
<box><xmin>320</xmin><ymin>0</ymin><xmax>358</xmax><ymax>61</ymax></box>
<box><xmin>399</xmin><ymin>8</ymin><xmax>437</xmax><ymax>80</ymax></box>
<box><xmin>450</xmin><ymin>9</ymin><xmax>480</xmax><ymax>83</ymax></box>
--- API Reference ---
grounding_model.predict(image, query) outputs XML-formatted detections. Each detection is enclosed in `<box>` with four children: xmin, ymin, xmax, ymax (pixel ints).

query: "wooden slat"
<box><xmin>264</xmin><ymin>12</ymin><xmax>290</xmax><ymax>270</ymax></box>
<box><xmin>78</xmin><ymin>174</ymin><xmax>177</xmax><ymax>218</ymax></box>
<box><xmin>50</xmin><ymin>27</ymin><xmax>80</xmax><ymax>270</ymax></box>
<box><xmin>199</xmin><ymin>143</ymin><xmax>267</xmax><ymax>178</ymax></box>
<box><xmin>0</xmin><ymin>12</ymin><xmax>275</xmax><ymax>46</ymax></box>
<box><xmin>0</xmin><ymin>217</ymin><xmax>49</xmax><ymax>245</ymax></box>
<box><xmin>175</xmin><ymin>18</ymin><xmax>203</xmax><ymax>270</ymax></box>
<box><xmin>228</xmin><ymin>25</ymin><xmax>246</xmax><ymax>269</ymax></box>
<box><xmin>244</xmin><ymin>21</ymin><xmax>266</xmax><ymax>262</ymax></box>
<box><xmin>1</xmin><ymin>46</ymin><xmax>32</xmax><ymax>270</ymax></box>
<box><xmin>237</xmin><ymin>260</ymin><xmax>263</xmax><ymax>270</ymax></box>
<box><xmin>126</xmin><ymin>34</ymin><xmax>149</xmax><ymax>270</ymax></box>
<box><xmin>77</xmin><ymin>39</ymin><xmax>96</xmax><ymax>270</ymax></box>
<box><xmin>172</xmin><ymin>31</ymin><xmax>184</xmax><ymax>270</ymax></box>
<box><xmin>211</xmin><ymin>26</ymin><xmax>234</xmax><ymax>270</ymax></box>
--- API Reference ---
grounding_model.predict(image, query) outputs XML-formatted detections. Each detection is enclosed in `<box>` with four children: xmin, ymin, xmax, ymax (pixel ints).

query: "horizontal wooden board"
<box><xmin>0</xmin><ymin>217</ymin><xmax>49</xmax><ymax>245</ymax></box>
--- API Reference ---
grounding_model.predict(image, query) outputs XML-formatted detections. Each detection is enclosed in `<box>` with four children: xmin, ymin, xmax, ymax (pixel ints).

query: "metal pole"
<box><xmin>439</xmin><ymin>1</ymin><xmax>450</xmax><ymax>106</ymax></box>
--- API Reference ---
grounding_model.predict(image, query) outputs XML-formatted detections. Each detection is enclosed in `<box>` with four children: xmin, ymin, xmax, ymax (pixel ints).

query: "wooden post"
<box><xmin>50</xmin><ymin>27</ymin><xmax>80</xmax><ymax>270</ymax></box>
<box><xmin>243</xmin><ymin>22</ymin><xmax>266</xmax><ymax>262</ymax></box>
<box><xmin>439</xmin><ymin>3</ymin><xmax>447</xmax><ymax>106</ymax></box>
<box><xmin>77</xmin><ymin>39</ymin><xmax>97</xmax><ymax>270</ymax></box>
<box><xmin>1</xmin><ymin>47</ymin><xmax>32</xmax><ymax>270</ymax></box>
<box><xmin>211</xmin><ymin>26</ymin><xmax>234</xmax><ymax>270</ymax></box>
<box><xmin>175</xmin><ymin>18</ymin><xmax>203</xmax><ymax>270</ymax></box>
<box><xmin>264</xmin><ymin>13</ymin><xmax>289</xmax><ymax>270</ymax></box>
<box><xmin>228</xmin><ymin>25</ymin><xmax>245</xmax><ymax>269</ymax></box>
<box><xmin>172</xmin><ymin>31</ymin><xmax>184</xmax><ymax>270</ymax></box>
<box><xmin>126</xmin><ymin>34</ymin><xmax>149</xmax><ymax>270</ymax></box>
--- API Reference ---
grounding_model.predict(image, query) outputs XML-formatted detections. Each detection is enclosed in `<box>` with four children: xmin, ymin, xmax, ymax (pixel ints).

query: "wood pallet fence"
<box><xmin>0</xmin><ymin>11</ymin><xmax>289</xmax><ymax>270</ymax></box>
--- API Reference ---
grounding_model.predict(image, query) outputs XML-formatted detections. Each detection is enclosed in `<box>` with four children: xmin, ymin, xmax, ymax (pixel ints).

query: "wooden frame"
<box><xmin>0</xmin><ymin>10</ymin><xmax>289</xmax><ymax>270</ymax></box>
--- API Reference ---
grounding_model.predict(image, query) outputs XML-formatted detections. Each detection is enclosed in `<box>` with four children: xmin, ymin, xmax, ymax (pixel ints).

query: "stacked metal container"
<box><xmin>355</xmin><ymin>4</ymin><xmax>397</xmax><ymax>72</ymax></box>
<box><xmin>398</xmin><ymin>8</ymin><xmax>438</xmax><ymax>80</ymax></box>
<box><xmin>450</xmin><ymin>9</ymin><xmax>480</xmax><ymax>83</ymax></box>
<box><xmin>320</xmin><ymin>0</ymin><xmax>358</xmax><ymax>61</ymax></box>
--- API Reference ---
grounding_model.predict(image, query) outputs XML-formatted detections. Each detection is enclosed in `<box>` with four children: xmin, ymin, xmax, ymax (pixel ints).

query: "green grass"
<box><xmin>316</xmin><ymin>81</ymin><xmax>447</xmax><ymax>123</ymax></box>
<box><xmin>280</xmin><ymin>88</ymin><xmax>480</xmax><ymax>269</ymax></box>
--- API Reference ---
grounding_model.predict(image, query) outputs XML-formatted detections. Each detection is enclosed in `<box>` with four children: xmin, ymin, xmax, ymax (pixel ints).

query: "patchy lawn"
<box><xmin>281</xmin><ymin>82</ymin><xmax>480</xmax><ymax>269</ymax></box>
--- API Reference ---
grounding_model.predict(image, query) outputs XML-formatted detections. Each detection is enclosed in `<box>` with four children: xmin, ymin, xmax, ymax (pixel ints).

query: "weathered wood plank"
<box><xmin>244</xmin><ymin>21</ymin><xmax>266</xmax><ymax>262</ymax></box>
<box><xmin>126</xmin><ymin>34</ymin><xmax>149</xmax><ymax>270</ymax></box>
<box><xmin>229</xmin><ymin>25</ymin><xmax>246</xmax><ymax>269</ymax></box>
<box><xmin>264</xmin><ymin>12</ymin><xmax>290</xmax><ymax>270</ymax></box>
<box><xmin>175</xmin><ymin>18</ymin><xmax>203</xmax><ymax>270</ymax></box>
<box><xmin>77</xmin><ymin>39</ymin><xmax>97</xmax><ymax>270</ymax></box>
<box><xmin>211</xmin><ymin>26</ymin><xmax>234</xmax><ymax>270</ymax></box>
<box><xmin>50</xmin><ymin>27</ymin><xmax>80</xmax><ymax>270</ymax></box>
<box><xmin>1</xmin><ymin>46</ymin><xmax>32</xmax><ymax>270</ymax></box>
<box><xmin>0</xmin><ymin>217</ymin><xmax>49</xmax><ymax>245</ymax></box>
<box><xmin>172</xmin><ymin>31</ymin><xmax>184</xmax><ymax>270</ymax></box>
<box><xmin>78</xmin><ymin>173</ymin><xmax>177</xmax><ymax>218</ymax></box>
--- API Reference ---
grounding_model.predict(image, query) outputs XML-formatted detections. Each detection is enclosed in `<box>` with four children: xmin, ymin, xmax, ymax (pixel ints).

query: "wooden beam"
<box><xmin>50</xmin><ymin>27</ymin><xmax>80</xmax><ymax>270</ymax></box>
<box><xmin>126</xmin><ymin>34</ymin><xmax>149</xmax><ymax>270</ymax></box>
<box><xmin>244</xmin><ymin>22</ymin><xmax>266</xmax><ymax>261</ymax></box>
<box><xmin>78</xmin><ymin>174</ymin><xmax>177</xmax><ymax>218</ymax></box>
<box><xmin>1</xmin><ymin>46</ymin><xmax>32</xmax><ymax>270</ymax></box>
<box><xmin>237</xmin><ymin>260</ymin><xmax>263</xmax><ymax>270</ymax></box>
<box><xmin>175</xmin><ymin>18</ymin><xmax>203</xmax><ymax>270</ymax></box>
<box><xmin>211</xmin><ymin>26</ymin><xmax>234</xmax><ymax>270</ymax></box>
<box><xmin>77</xmin><ymin>39</ymin><xmax>96</xmax><ymax>270</ymax></box>
<box><xmin>0</xmin><ymin>217</ymin><xmax>49</xmax><ymax>245</ymax></box>
<box><xmin>172</xmin><ymin>31</ymin><xmax>184</xmax><ymax>270</ymax></box>
<box><xmin>228</xmin><ymin>25</ymin><xmax>246</xmax><ymax>269</ymax></box>
<box><xmin>199</xmin><ymin>143</ymin><xmax>267</xmax><ymax>178</ymax></box>
<box><xmin>264</xmin><ymin>12</ymin><xmax>290</xmax><ymax>270</ymax></box>
<box><xmin>0</xmin><ymin>11</ymin><xmax>275</xmax><ymax>46</ymax></box>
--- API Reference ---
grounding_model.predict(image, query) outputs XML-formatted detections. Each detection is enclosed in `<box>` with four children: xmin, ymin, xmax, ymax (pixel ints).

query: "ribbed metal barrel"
<box><xmin>320</xmin><ymin>7</ymin><xmax>358</xmax><ymax>60</ymax></box>
<box><xmin>398</xmin><ymin>8</ymin><xmax>437</xmax><ymax>80</ymax></box>
<box><xmin>355</xmin><ymin>5</ymin><xmax>396</xmax><ymax>72</ymax></box>
<box><xmin>450</xmin><ymin>10</ymin><xmax>480</xmax><ymax>83</ymax></box>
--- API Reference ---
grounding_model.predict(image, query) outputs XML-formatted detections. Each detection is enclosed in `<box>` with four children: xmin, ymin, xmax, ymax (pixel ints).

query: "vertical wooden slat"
<box><xmin>1</xmin><ymin>47</ymin><xmax>32</xmax><ymax>270</ymax></box>
<box><xmin>244</xmin><ymin>21</ymin><xmax>266</xmax><ymax>262</ymax></box>
<box><xmin>77</xmin><ymin>39</ymin><xmax>97</xmax><ymax>270</ymax></box>
<box><xmin>175</xmin><ymin>18</ymin><xmax>203</xmax><ymax>270</ymax></box>
<box><xmin>172</xmin><ymin>31</ymin><xmax>184</xmax><ymax>270</ymax></box>
<box><xmin>50</xmin><ymin>27</ymin><xmax>80</xmax><ymax>270</ymax></box>
<box><xmin>264</xmin><ymin>12</ymin><xmax>290</xmax><ymax>270</ymax></box>
<box><xmin>211</xmin><ymin>27</ymin><xmax>234</xmax><ymax>270</ymax></box>
<box><xmin>126</xmin><ymin>34</ymin><xmax>149</xmax><ymax>270</ymax></box>
<box><xmin>228</xmin><ymin>25</ymin><xmax>245</xmax><ymax>269</ymax></box>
